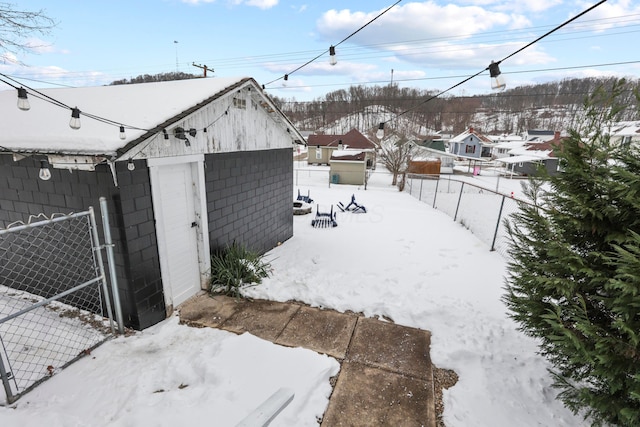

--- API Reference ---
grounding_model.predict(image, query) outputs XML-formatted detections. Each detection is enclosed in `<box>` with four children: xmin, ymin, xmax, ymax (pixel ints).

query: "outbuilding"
<box><xmin>0</xmin><ymin>77</ymin><xmax>303</xmax><ymax>329</ymax></box>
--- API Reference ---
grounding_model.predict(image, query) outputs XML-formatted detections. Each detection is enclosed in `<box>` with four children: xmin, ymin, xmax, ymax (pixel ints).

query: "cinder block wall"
<box><xmin>0</xmin><ymin>155</ymin><xmax>165</xmax><ymax>330</ymax></box>
<box><xmin>205</xmin><ymin>148</ymin><xmax>293</xmax><ymax>254</ymax></box>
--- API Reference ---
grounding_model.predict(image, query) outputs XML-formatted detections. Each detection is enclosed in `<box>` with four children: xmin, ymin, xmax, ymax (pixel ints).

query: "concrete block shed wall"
<box><xmin>0</xmin><ymin>155</ymin><xmax>164</xmax><ymax>330</ymax></box>
<box><xmin>205</xmin><ymin>148</ymin><xmax>293</xmax><ymax>254</ymax></box>
<box><xmin>0</xmin><ymin>148</ymin><xmax>293</xmax><ymax>329</ymax></box>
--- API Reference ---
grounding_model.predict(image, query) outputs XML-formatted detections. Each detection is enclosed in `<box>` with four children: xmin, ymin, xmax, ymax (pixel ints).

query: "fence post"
<box><xmin>453</xmin><ymin>182</ymin><xmax>465</xmax><ymax>221</ymax></box>
<box><xmin>433</xmin><ymin>177</ymin><xmax>440</xmax><ymax>208</ymax></box>
<box><xmin>419</xmin><ymin>177</ymin><xmax>424</xmax><ymax>201</ymax></box>
<box><xmin>100</xmin><ymin>197</ymin><xmax>125</xmax><ymax>334</ymax></box>
<box><xmin>0</xmin><ymin>350</ymin><xmax>15</xmax><ymax>404</ymax></box>
<box><xmin>490</xmin><ymin>195</ymin><xmax>507</xmax><ymax>252</ymax></box>
<box><xmin>88</xmin><ymin>206</ymin><xmax>116</xmax><ymax>335</ymax></box>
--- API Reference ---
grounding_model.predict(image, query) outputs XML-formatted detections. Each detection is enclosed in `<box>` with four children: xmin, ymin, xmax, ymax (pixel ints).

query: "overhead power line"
<box><xmin>262</xmin><ymin>0</ymin><xmax>403</xmax><ymax>87</ymax></box>
<box><xmin>377</xmin><ymin>0</ymin><xmax>610</xmax><ymax>133</ymax></box>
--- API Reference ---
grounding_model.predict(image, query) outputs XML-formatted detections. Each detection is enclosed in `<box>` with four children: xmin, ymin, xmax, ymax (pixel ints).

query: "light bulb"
<box><xmin>489</xmin><ymin>61</ymin><xmax>506</xmax><ymax>91</ymax></box>
<box><xmin>329</xmin><ymin>46</ymin><xmax>337</xmax><ymax>66</ymax></box>
<box><xmin>17</xmin><ymin>87</ymin><xmax>30</xmax><ymax>111</ymax></box>
<box><xmin>119</xmin><ymin>125</ymin><xmax>126</xmax><ymax>140</ymax></box>
<box><xmin>127</xmin><ymin>159</ymin><xmax>135</xmax><ymax>171</ymax></box>
<box><xmin>376</xmin><ymin>123</ymin><xmax>385</xmax><ymax>139</ymax></box>
<box><xmin>39</xmin><ymin>161</ymin><xmax>51</xmax><ymax>181</ymax></box>
<box><xmin>69</xmin><ymin>107</ymin><xmax>81</xmax><ymax>130</ymax></box>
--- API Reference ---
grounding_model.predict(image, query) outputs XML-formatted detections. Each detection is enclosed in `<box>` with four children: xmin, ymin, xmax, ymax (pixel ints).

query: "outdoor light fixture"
<box><xmin>174</xmin><ymin>127</ymin><xmax>186</xmax><ymax>139</ymax></box>
<box><xmin>39</xmin><ymin>160</ymin><xmax>51</xmax><ymax>181</ymax></box>
<box><xmin>329</xmin><ymin>45</ymin><xmax>337</xmax><ymax>66</ymax></box>
<box><xmin>17</xmin><ymin>87</ymin><xmax>30</xmax><ymax>111</ymax></box>
<box><xmin>119</xmin><ymin>125</ymin><xmax>126</xmax><ymax>140</ymax></box>
<box><xmin>69</xmin><ymin>107</ymin><xmax>81</xmax><ymax>130</ymax></box>
<box><xmin>188</xmin><ymin>128</ymin><xmax>197</xmax><ymax>137</ymax></box>
<box><xmin>127</xmin><ymin>158</ymin><xmax>135</xmax><ymax>171</ymax></box>
<box><xmin>489</xmin><ymin>61</ymin><xmax>506</xmax><ymax>91</ymax></box>
<box><xmin>376</xmin><ymin>122</ymin><xmax>385</xmax><ymax>139</ymax></box>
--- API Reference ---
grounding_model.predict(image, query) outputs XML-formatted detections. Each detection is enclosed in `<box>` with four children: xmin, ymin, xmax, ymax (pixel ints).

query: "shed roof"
<box><xmin>0</xmin><ymin>77</ymin><xmax>303</xmax><ymax>157</ymax></box>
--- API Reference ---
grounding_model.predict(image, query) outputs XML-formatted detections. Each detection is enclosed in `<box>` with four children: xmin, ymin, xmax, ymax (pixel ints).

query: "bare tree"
<box><xmin>378</xmin><ymin>134</ymin><xmax>415</xmax><ymax>186</ymax></box>
<box><xmin>0</xmin><ymin>3</ymin><xmax>56</xmax><ymax>59</ymax></box>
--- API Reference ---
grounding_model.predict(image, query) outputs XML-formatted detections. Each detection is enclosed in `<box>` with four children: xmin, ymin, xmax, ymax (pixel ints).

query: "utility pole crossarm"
<box><xmin>192</xmin><ymin>63</ymin><xmax>214</xmax><ymax>77</ymax></box>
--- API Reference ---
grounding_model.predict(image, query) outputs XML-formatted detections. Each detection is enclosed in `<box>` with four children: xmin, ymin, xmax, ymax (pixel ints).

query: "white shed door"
<box><xmin>154</xmin><ymin>162</ymin><xmax>201</xmax><ymax>307</ymax></box>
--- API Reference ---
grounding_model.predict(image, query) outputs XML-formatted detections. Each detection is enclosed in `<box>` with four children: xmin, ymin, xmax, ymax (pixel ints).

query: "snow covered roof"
<box><xmin>495</xmin><ymin>155</ymin><xmax>549</xmax><ymax>164</ymax></box>
<box><xmin>0</xmin><ymin>77</ymin><xmax>299</xmax><ymax>157</ymax></box>
<box><xmin>331</xmin><ymin>150</ymin><xmax>366</xmax><ymax>161</ymax></box>
<box><xmin>449</xmin><ymin>127</ymin><xmax>492</xmax><ymax>144</ymax></box>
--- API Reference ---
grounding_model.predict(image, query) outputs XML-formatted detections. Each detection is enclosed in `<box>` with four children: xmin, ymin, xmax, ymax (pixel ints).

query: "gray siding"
<box><xmin>0</xmin><ymin>155</ymin><xmax>165</xmax><ymax>330</ymax></box>
<box><xmin>205</xmin><ymin>149</ymin><xmax>293</xmax><ymax>254</ymax></box>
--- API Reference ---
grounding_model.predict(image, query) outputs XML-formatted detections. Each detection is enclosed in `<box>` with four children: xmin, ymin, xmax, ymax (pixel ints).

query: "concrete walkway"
<box><xmin>178</xmin><ymin>294</ymin><xmax>436</xmax><ymax>427</ymax></box>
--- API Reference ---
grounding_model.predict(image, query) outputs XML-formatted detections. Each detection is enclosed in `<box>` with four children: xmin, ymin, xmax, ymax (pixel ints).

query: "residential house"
<box><xmin>523</xmin><ymin>129</ymin><xmax>556</xmax><ymax>142</ymax></box>
<box><xmin>497</xmin><ymin>131</ymin><xmax>564</xmax><ymax>176</ymax></box>
<box><xmin>449</xmin><ymin>127</ymin><xmax>493</xmax><ymax>159</ymax></box>
<box><xmin>0</xmin><ymin>77</ymin><xmax>304</xmax><ymax>330</ymax></box>
<box><xmin>610</xmin><ymin>121</ymin><xmax>640</xmax><ymax>148</ymax></box>
<box><xmin>308</xmin><ymin>128</ymin><xmax>377</xmax><ymax>168</ymax></box>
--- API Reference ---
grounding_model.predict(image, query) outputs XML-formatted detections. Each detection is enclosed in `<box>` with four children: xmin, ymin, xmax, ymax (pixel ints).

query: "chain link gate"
<box><xmin>0</xmin><ymin>202</ymin><xmax>123</xmax><ymax>404</ymax></box>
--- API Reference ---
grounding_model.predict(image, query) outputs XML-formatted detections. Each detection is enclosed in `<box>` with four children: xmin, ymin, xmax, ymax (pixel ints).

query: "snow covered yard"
<box><xmin>0</xmin><ymin>165</ymin><xmax>587</xmax><ymax>426</ymax></box>
<box><xmin>249</xmin><ymin>166</ymin><xmax>586</xmax><ymax>426</ymax></box>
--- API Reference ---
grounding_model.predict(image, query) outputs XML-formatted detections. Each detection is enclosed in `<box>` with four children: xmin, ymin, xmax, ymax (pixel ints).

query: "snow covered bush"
<box><xmin>209</xmin><ymin>243</ymin><xmax>271</xmax><ymax>298</ymax></box>
<box><xmin>503</xmin><ymin>79</ymin><xmax>640</xmax><ymax>427</ymax></box>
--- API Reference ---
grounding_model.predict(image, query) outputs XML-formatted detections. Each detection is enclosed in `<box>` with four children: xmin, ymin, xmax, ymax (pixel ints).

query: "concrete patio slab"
<box><xmin>321</xmin><ymin>361</ymin><xmax>435</xmax><ymax>427</ymax></box>
<box><xmin>218</xmin><ymin>298</ymin><xmax>301</xmax><ymax>341</ymax></box>
<box><xmin>275</xmin><ymin>305</ymin><xmax>358</xmax><ymax>359</ymax></box>
<box><xmin>347</xmin><ymin>317</ymin><xmax>432</xmax><ymax>380</ymax></box>
<box><xmin>177</xmin><ymin>293</ymin><xmax>241</xmax><ymax>328</ymax></box>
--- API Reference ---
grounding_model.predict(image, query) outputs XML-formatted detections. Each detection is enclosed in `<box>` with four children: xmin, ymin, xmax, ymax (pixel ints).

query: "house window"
<box><xmin>233</xmin><ymin>97</ymin><xmax>246</xmax><ymax>109</ymax></box>
<box><xmin>315</xmin><ymin>148</ymin><xmax>322</xmax><ymax>159</ymax></box>
<box><xmin>465</xmin><ymin>145</ymin><xmax>476</xmax><ymax>154</ymax></box>
<box><xmin>622</xmin><ymin>135</ymin><xmax>632</xmax><ymax>148</ymax></box>
<box><xmin>518</xmin><ymin>162</ymin><xmax>523</xmax><ymax>167</ymax></box>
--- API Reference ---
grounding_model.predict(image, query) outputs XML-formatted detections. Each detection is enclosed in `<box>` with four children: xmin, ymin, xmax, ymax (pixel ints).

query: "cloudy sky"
<box><xmin>3</xmin><ymin>0</ymin><xmax>640</xmax><ymax>101</ymax></box>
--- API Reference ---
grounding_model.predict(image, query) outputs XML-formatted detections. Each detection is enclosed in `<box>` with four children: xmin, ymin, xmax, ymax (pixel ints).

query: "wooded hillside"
<box><xmin>271</xmin><ymin>77</ymin><xmax>640</xmax><ymax>135</ymax></box>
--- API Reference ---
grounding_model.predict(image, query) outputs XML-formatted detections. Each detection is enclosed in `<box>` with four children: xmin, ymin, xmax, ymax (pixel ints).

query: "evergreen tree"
<box><xmin>503</xmin><ymin>79</ymin><xmax>640</xmax><ymax>426</ymax></box>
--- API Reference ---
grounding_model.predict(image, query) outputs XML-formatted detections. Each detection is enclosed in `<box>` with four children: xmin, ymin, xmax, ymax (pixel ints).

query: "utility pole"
<box><xmin>192</xmin><ymin>63</ymin><xmax>213</xmax><ymax>77</ymax></box>
<box><xmin>174</xmin><ymin>41</ymin><xmax>179</xmax><ymax>72</ymax></box>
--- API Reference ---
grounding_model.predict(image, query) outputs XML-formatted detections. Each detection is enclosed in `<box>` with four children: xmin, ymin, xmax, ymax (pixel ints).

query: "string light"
<box><xmin>17</xmin><ymin>87</ymin><xmax>30</xmax><ymax>111</ymax></box>
<box><xmin>329</xmin><ymin>46</ymin><xmax>337</xmax><ymax>66</ymax></box>
<box><xmin>69</xmin><ymin>107</ymin><xmax>81</xmax><ymax>130</ymax></box>
<box><xmin>489</xmin><ymin>61</ymin><xmax>506</xmax><ymax>91</ymax></box>
<box><xmin>39</xmin><ymin>160</ymin><xmax>52</xmax><ymax>181</ymax></box>
<box><xmin>127</xmin><ymin>158</ymin><xmax>135</xmax><ymax>171</ymax></box>
<box><xmin>376</xmin><ymin>122</ymin><xmax>385</xmax><ymax>139</ymax></box>
<box><xmin>119</xmin><ymin>125</ymin><xmax>126</xmax><ymax>140</ymax></box>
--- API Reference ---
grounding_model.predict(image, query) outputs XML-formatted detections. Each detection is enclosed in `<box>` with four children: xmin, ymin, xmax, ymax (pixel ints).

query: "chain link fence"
<box><xmin>405</xmin><ymin>174</ymin><xmax>527</xmax><ymax>259</ymax></box>
<box><xmin>0</xmin><ymin>204</ymin><xmax>121</xmax><ymax>404</ymax></box>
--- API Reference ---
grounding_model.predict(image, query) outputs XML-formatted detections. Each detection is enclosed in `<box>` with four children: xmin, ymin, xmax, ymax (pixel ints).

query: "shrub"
<box><xmin>209</xmin><ymin>243</ymin><xmax>271</xmax><ymax>298</ymax></box>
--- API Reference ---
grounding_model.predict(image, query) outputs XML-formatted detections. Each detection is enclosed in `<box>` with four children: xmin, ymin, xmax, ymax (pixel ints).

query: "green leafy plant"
<box><xmin>209</xmin><ymin>242</ymin><xmax>271</xmax><ymax>298</ymax></box>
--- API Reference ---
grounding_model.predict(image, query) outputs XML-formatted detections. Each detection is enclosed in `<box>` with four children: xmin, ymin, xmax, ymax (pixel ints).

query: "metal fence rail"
<box><xmin>0</xmin><ymin>207</ymin><xmax>119</xmax><ymax>404</ymax></box>
<box><xmin>405</xmin><ymin>174</ymin><xmax>525</xmax><ymax>259</ymax></box>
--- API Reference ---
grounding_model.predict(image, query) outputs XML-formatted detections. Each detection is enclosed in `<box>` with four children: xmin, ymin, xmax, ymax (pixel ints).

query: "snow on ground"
<box><xmin>252</xmin><ymin>166</ymin><xmax>585</xmax><ymax>426</ymax></box>
<box><xmin>0</xmin><ymin>164</ymin><xmax>585</xmax><ymax>426</ymax></box>
<box><xmin>0</xmin><ymin>315</ymin><xmax>338</xmax><ymax>427</ymax></box>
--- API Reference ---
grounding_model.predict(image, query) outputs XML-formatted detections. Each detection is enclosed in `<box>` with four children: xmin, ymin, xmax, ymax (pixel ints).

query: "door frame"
<box><xmin>148</xmin><ymin>154</ymin><xmax>210</xmax><ymax>313</ymax></box>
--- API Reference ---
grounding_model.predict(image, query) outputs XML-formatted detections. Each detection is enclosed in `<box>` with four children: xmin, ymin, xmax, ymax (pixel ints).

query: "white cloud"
<box><xmin>181</xmin><ymin>0</ymin><xmax>278</xmax><ymax>8</ymax></box>
<box><xmin>24</xmin><ymin>38</ymin><xmax>56</xmax><ymax>54</ymax></box>
<box><xmin>228</xmin><ymin>0</ymin><xmax>278</xmax><ymax>8</ymax></box>
<box><xmin>316</xmin><ymin>2</ymin><xmax>521</xmax><ymax>45</ymax></box>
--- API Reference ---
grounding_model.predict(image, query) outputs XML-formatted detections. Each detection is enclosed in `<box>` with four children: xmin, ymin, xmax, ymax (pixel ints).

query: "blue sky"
<box><xmin>3</xmin><ymin>0</ymin><xmax>640</xmax><ymax>101</ymax></box>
